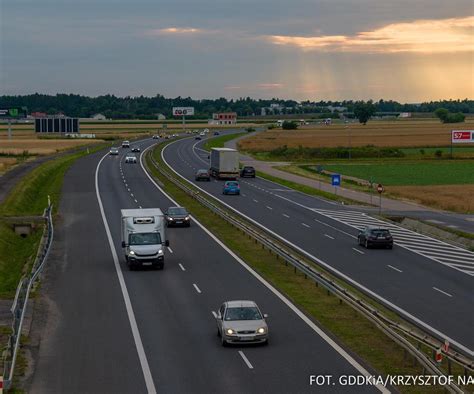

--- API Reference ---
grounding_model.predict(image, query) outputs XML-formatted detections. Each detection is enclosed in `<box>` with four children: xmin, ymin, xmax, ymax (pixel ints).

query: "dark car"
<box><xmin>152</xmin><ymin>135</ymin><xmax>159</xmax><ymax>139</ymax></box>
<box><xmin>195</xmin><ymin>169</ymin><xmax>211</xmax><ymax>181</ymax></box>
<box><xmin>131</xmin><ymin>147</ymin><xmax>141</xmax><ymax>152</ymax></box>
<box><xmin>165</xmin><ymin>206</ymin><xmax>191</xmax><ymax>227</ymax></box>
<box><xmin>358</xmin><ymin>226</ymin><xmax>393</xmax><ymax>249</ymax></box>
<box><xmin>195</xmin><ymin>135</ymin><xmax>202</xmax><ymax>140</ymax></box>
<box><xmin>240</xmin><ymin>166</ymin><xmax>256</xmax><ymax>178</ymax></box>
<box><xmin>213</xmin><ymin>131</ymin><xmax>220</xmax><ymax>136</ymax></box>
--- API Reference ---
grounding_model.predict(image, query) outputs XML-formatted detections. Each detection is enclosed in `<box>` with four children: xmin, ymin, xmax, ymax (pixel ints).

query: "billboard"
<box><xmin>172</xmin><ymin>107</ymin><xmax>195</xmax><ymax>116</ymax></box>
<box><xmin>451</xmin><ymin>130</ymin><xmax>474</xmax><ymax>143</ymax></box>
<box><xmin>35</xmin><ymin>117</ymin><xmax>80</xmax><ymax>133</ymax></box>
<box><xmin>0</xmin><ymin>107</ymin><xmax>28</xmax><ymax>118</ymax></box>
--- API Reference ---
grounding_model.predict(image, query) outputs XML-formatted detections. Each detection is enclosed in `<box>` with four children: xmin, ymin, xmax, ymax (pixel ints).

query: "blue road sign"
<box><xmin>331</xmin><ymin>174</ymin><xmax>341</xmax><ymax>186</ymax></box>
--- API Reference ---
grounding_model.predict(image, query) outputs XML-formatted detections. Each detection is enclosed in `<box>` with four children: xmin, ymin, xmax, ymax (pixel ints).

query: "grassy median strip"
<box><xmin>203</xmin><ymin>131</ymin><xmax>244</xmax><ymax>151</ymax></box>
<box><xmin>147</xmin><ymin>143</ymin><xmax>451</xmax><ymax>393</ymax></box>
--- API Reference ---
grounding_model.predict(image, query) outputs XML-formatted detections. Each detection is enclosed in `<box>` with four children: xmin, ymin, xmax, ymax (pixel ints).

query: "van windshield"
<box><xmin>129</xmin><ymin>233</ymin><xmax>161</xmax><ymax>245</ymax></box>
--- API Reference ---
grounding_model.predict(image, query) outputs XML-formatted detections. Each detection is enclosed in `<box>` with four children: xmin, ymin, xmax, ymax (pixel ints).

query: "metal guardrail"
<box><xmin>147</xmin><ymin>152</ymin><xmax>472</xmax><ymax>393</ymax></box>
<box><xmin>1</xmin><ymin>204</ymin><xmax>53</xmax><ymax>390</ymax></box>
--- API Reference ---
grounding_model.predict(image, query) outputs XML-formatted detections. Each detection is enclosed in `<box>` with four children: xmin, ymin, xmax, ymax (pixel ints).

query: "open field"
<box><xmin>388</xmin><ymin>185</ymin><xmax>474</xmax><ymax>213</ymax></box>
<box><xmin>0</xmin><ymin>121</ymin><xmax>256</xmax><ymax>134</ymax></box>
<box><xmin>238</xmin><ymin>119</ymin><xmax>474</xmax><ymax>151</ymax></box>
<box><xmin>320</xmin><ymin>161</ymin><xmax>474</xmax><ymax>186</ymax></box>
<box><xmin>0</xmin><ymin>139</ymin><xmax>102</xmax><ymax>155</ymax></box>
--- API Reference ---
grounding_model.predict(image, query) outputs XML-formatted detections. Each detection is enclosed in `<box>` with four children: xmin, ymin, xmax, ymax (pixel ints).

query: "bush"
<box><xmin>419</xmin><ymin>149</ymin><xmax>425</xmax><ymax>155</ymax></box>
<box><xmin>267</xmin><ymin>124</ymin><xmax>276</xmax><ymax>130</ymax></box>
<box><xmin>246</xmin><ymin>127</ymin><xmax>255</xmax><ymax>133</ymax></box>
<box><xmin>435</xmin><ymin>150</ymin><xmax>443</xmax><ymax>158</ymax></box>
<box><xmin>282</xmin><ymin>121</ymin><xmax>298</xmax><ymax>130</ymax></box>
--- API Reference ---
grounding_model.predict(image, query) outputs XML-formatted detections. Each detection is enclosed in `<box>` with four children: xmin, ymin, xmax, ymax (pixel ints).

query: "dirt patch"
<box><xmin>239</xmin><ymin>120</ymin><xmax>474</xmax><ymax>150</ymax></box>
<box><xmin>0</xmin><ymin>157</ymin><xmax>18</xmax><ymax>174</ymax></box>
<box><xmin>387</xmin><ymin>184</ymin><xmax>474</xmax><ymax>213</ymax></box>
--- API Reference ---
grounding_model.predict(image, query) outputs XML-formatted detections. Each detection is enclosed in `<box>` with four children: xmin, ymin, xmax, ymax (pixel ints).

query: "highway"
<box><xmin>28</xmin><ymin>137</ymin><xmax>382</xmax><ymax>393</ymax></box>
<box><xmin>162</xmin><ymin>133</ymin><xmax>474</xmax><ymax>355</ymax></box>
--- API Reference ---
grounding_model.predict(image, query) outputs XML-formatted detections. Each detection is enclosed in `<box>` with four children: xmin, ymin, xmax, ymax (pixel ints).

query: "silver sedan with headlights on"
<box><xmin>216</xmin><ymin>300</ymin><xmax>268</xmax><ymax>346</ymax></box>
<box><xmin>165</xmin><ymin>206</ymin><xmax>191</xmax><ymax>227</ymax></box>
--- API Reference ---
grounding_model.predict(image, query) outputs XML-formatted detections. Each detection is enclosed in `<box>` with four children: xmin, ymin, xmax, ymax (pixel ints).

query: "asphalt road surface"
<box><xmin>162</xmin><ymin>134</ymin><xmax>474</xmax><ymax>356</ymax></box>
<box><xmin>28</xmin><ymin>138</ymin><xmax>383</xmax><ymax>393</ymax></box>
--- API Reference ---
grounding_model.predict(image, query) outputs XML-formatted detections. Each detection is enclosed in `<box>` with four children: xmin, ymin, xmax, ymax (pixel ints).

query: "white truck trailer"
<box><xmin>209</xmin><ymin>148</ymin><xmax>239</xmax><ymax>179</ymax></box>
<box><xmin>121</xmin><ymin>208</ymin><xmax>169</xmax><ymax>270</ymax></box>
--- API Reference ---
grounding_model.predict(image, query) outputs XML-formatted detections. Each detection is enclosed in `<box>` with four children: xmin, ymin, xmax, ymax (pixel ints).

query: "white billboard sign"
<box><xmin>173</xmin><ymin>107</ymin><xmax>195</xmax><ymax>116</ymax></box>
<box><xmin>451</xmin><ymin>130</ymin><xmax>474</xmax><ymax>143</ymax></box>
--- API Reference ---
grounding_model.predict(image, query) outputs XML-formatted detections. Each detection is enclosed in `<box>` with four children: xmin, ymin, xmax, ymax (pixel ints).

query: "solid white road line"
<box><xmin>95</xmin><ymin>153</ymin><xmax>156</xmax><ymax>394</ymax></box>
<box><xmin>352</xmin><ymin>248</ymin><xmax>364</xmax><ymax>255</ymax></box>
<box><xmin>302</xmin><ymin>223</ymin><xmax>310</xmax><ymax>228</ymax></box>
<box><xmin>141</xmin><ymin>144</ymin><xmax>392</xmax><ymax>389</ymax></box>
<box><xmin>178</xmin><ymin>263</ymin><xmax>186</xmax><ymax>271</ymax></box>
<box><xmin>159</xmin><ymin>139</ymin><xmax>474</xmax><ymax>357</ymax></box>
<box><xmin>433</xmin><ymin>287</ymin><xmax>453</xmax><ymax>298</ymax></box>
<box><xmin>193</xmin><ymin>283</ymin><xmax>202</xmax><ymax>294</ymax></box>
<box><xmin>282</xmin><ymin>214</ymin><xmax>290</xmax><ymax>218</ymax></box>
<box><xmin>167</xmin><ymin>246</ymin><xmax>173</xmax><ymax>253</ymax></box>
<box><xmin>238</xmin><ymin>351</ymin><xmax>254</xmax><ymax>369</ymax></box>
<box><xmin>387</xmin><ymin>265</ymin><xmax>403</xmax><ymax>273</ymax></box>
<box><xmin>324</xmin><ymin>234</ymin><xmax>335</xmax><ymax>240</ymax></box>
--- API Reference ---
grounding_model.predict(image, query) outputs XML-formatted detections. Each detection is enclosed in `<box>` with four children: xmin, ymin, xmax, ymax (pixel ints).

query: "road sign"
<box><xmin>172</xmin><ymin>107</ymin><xmax>195</xmax><ymax>116</ymax></box>
<box><xmin>377</xmin><ymin>184</ymin><xmax>384</xmax><ymax>194</ymax></box>
<box><xmin>331</xmin><ymin>174</ymin><xmax>341</xmax><ymax>186</ymax></box>
<box><xmin>451</xmin><ymin>130</ymin><xmax>474</xmax><ymax>143</ymax></box>
<box><xmin>435</xmin><ymin>348</ymin><xmax>443</xmax><ymax>363</ymax></box>
<box><xmin>443</xmin><ymin>340</ymin><xmax>450</xmax><ymax>353</ymax></box>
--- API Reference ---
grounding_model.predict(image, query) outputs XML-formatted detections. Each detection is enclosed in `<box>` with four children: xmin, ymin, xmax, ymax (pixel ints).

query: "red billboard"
<box><xmin>451</xmin><ymin>130</ymin><xmax>474</xmax><ymax>143</ymax></box>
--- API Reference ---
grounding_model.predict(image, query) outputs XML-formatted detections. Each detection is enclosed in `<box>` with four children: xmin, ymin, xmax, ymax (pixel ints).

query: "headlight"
<box><xmin>158</xmin><ymin>249</ymin><xmax>163</xmax><ymax>255</ymax></box>
<box><xmin>129</xmin><ymin>250</ymin><xmax>135</xmax><ymax>255</ymax></box>
<box><xmin>226</xmin><ymin>328</ymin><xmax>234</xmax><ymax>335</ymax></box>
<box><xmin>185</xmin><ymin>216</ymin><xmax>190</xmax><ymax>220</ymax></box>
<box><xmin>257</xmin><ymin>327</ymin><xmax>266</xmax><ymax>334</ymax></box>
<box><xmin>169</xmin><ymin>218</ymin><xmax>174</xmax><ymax>221</ymax></box>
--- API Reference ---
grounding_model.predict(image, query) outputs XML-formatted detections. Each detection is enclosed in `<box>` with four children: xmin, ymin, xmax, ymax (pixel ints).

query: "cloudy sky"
<box><xmin>1</xmin><ymin>0</ymin><xmax>473</xmax><ymax>102</ymax></box>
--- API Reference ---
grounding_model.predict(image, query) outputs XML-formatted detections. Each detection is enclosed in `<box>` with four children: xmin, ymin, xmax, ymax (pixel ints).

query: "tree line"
<box><xmin>0</xmin><ymin>93</ymin><xmax>472</xmax><ymax>119</ymax></box>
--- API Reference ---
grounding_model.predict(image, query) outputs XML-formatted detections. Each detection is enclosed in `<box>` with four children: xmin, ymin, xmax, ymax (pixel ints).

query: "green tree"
<box><xmin>353</xmin><ymin>101</ymin><xmax>376</xmax><ymax>124</ymax></box>
<box><xmin>282</xmin><ymin>121</ymin><xmax>298</xmax><ymax>130</ymax></box>
<box><xmin>434</xmin><ymin>108</ymin><xmax>449</xmax><ymax>122</ymax></box>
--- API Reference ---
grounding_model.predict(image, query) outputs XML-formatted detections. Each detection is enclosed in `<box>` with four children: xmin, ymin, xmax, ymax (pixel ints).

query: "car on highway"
<box><xmin>199</xmin><ymin>131</ymin><xmax>205</xmax><ymax>137</ymax></box>
<box><xmin>213</xmin><ymin>131</ymin><xmax>220</xmax><ymax>136</ymax></box>
<box><xmin>131</xmin><ymin>146</ymin><xmax>141</xmax><ymax>153</ymax></box>
<box><xmin>216</xmin><ymin>300</ymin><xmax>268</xmax><ymax>346</ymax></box>
<box><xmin>152</xmin><ymin>135</ymin><xmax>159</xmax><ymax>139</ymax></box>
<box><xmin>204</xmin><ymin>128</ymin><xmax>209</xmax><ymax>133</ymax></box>
<box><xmin>165</xmin><ymin>206</ymin><xmax>191</xmax><ymax>227</ymax></box>
<box><xmin>125</xmin><ymin>154</ymin><xmax>137</xmax><ymax>164</ymax></box>
<box><xmin>223</xmin><ymin>181</ymin><xmax>240</xmax><ymax>195</ymax></box>
<box><xmin>109</xmin><ymin>147</ymin><xmax>119</xmax><ymax>155</ymax></box>
<box><xmin>195</xmin><ymin>169</ymin><xmax>211</xmax><ymax>181</ymax></box>
<box><xmin>195</xmin><ymin>135</ymin><xmax>202</xmax><ymax>140</ymax></box>
<box><xmin>358</xmin><ymin>226</ymin><xmax>393</xmax><ymax>249</ymax></box>
<box><xmin>122</xmin><ymin>140</ymin><xmax>130</xmax><ymax>148</ymax></box>
<box><xmin>240</xmin><ymin>166</ymin><xmax>256</xmax><ymax>178</ymax></box>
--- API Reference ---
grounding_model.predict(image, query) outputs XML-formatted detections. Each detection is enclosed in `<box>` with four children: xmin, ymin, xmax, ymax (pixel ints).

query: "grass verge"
<box><xmin>0</xmin><ymin>145</ymin><xmax>105</xmax><ymax>216</ymax></box>
<box><xmin>257</xmin><ymin>170</ymin><xmax>370</xmax><ymax>206</ymax></box>
<box><xmin>147</xmin><ymin>142</ymin><xmax>457</xmax><ymax>393</ymax></box>
<box><xmin>203</xmin><ymin>131</ymin><xmax>245</xmax><ymax>151</ymax></box>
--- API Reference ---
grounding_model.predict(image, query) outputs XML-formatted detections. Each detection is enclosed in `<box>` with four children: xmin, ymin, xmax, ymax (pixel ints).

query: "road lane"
<box><xmin>162</xmin><ymin>135</ymin><xmax>474</xmax><ymax>354</ymax></box>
